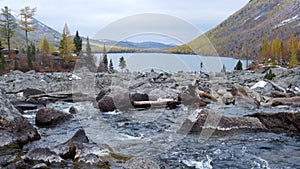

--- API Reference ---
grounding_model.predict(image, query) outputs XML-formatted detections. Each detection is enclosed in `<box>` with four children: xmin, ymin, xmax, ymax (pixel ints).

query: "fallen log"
<box><xmin>271</xmin><ymin>96</ymin><xmax>300</xmax><ymax>106</ymax></box>
<box><xmin>133</xmin><ymin>99</ymin><xmax>179</xmax><ymax>108</ymax></box>
<box><xmin>195</xmin><ymin>88</ymin><xmax>217</xmax><ymax>101</ymax></box>
<box><xmin>26</xmin><ymin>91</ymin><xmax>91</xmax><ymax>103</ymax></box>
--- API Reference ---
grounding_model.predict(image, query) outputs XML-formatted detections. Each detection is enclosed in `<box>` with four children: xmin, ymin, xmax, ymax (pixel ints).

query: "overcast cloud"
<box><xmin>1</xmin><ymin>0</ymin><xmax>249</xmax><ymax>42</ymax></box>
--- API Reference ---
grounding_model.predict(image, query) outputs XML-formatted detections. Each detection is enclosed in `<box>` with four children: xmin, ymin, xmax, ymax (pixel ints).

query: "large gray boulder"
<box><xmin>35</xmin><ymin>107</ymin><xmax>72</xmax><ymax>127</ymax></box>
<box><xmin>0</xmin><ymin>90</ymin><xmax>40</xmax><ymax>148</ymax></box>
<box><xmin>180</xmin><ymin>109</ymin><xmax>300</xmax><ymax>135</ymax></box>
<box><xmin>180</xmin><ymin>109</ymin><xmax>265</xmax><ymax>134</ymax></box>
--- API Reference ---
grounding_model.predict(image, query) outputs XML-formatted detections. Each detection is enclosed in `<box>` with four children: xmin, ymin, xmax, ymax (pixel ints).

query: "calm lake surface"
<box><xmin>96</xmin><ymin>53</ymin><xmax>249</xmax><ymax>72</ymax></box>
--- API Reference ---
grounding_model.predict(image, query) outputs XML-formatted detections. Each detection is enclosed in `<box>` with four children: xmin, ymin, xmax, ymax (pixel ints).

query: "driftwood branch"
<box><xmin>133</xmin><ymin>99</ymin><xmax>179</xmax><ymax>106</ymax></box>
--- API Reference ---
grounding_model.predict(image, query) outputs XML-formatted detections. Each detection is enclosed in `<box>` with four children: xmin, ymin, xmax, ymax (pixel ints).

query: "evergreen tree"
<box><xmin>19</xmin><ymin>6</ymin><xmax>36</xmax><ymax>50</ymax></box>
<box><xmin>0</xmin><ymin>6</ymin><xmax>17</xmax><ymax>58</ymax></box>
<box><xmin>119</xmin><ymin>56</ymin><xmax>126</xmax><ymax>72</ymax></box>
<box><xmin>221</xmin><ymin>64</ymin><xmax>226</xmax><ymax>73</ymax></box>
<box><xmin>289</xmin><ymin>34</ymin><xmax>299</xmax><ymax>68</ymax></box>
<box><xmin>84</xmin><ymin>37</ymin><xmax>96</xmax><ymax>71</ymax></box>
<box><xmin>86</xmin><ymin>36</ymin><xmax>92</xmax><ymax>57</ymax></box>
<box><xmin>59</xmin><ymin>23</ymin><xmax>75</xmax><ymax>60</ymax></box>
<box><xmin>0</xmin><ymin>41</ymin><xmax>5</xmax><ymax>70</ymax></box>
<box><xmin>27</xmin><ymin>43</ymin><xmax>35</xmax><ymax>68</ymax></box>
<box><xmin>109</xmin><ymin>59</ymin><xmax>114</xmax><ymax>73</ymax></box>
<box><xmin>102</xmin><ymin>44</ymin><xmax>108</xmax><ymax>71</ymax></box>
<box><xmin>234</xmin><ymin>60</ymin><xmax>243</xmax><ymax>71</ymax></box>
<box><xmin>73</xmin><ymin>30</ymin><xmax>82</xmax><ymax>56</ymax></box>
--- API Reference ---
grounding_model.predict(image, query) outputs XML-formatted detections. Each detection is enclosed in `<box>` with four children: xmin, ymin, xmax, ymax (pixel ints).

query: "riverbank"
<box><xmin>0</xmin><ymin>66</ymin><xmax>299</xmax><ymax>168</ymax></box>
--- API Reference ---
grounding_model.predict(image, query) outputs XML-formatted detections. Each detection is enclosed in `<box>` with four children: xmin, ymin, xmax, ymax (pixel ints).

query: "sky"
<box><xmin>0</xmin><ymin>0</ymin><xmax>249</xmax><ymax>43</ymax></box>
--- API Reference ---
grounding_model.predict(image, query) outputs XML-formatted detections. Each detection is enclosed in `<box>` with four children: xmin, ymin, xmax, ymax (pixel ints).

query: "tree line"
<box><xmin>0</xmin><ymin>6</ymin><xmax>127</xmax><ymax>73</ymax></box>
<box><xmin>260</xmin><ymin>34</ymin><xmax>299</xmax><ymax>68</ymax></box>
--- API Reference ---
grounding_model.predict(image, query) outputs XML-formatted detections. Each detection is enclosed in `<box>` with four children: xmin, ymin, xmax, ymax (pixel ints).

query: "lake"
<box><xmin>95</xmin><ymin>53</ymin><xmax>249</xmax><ymax>72</ymax></box>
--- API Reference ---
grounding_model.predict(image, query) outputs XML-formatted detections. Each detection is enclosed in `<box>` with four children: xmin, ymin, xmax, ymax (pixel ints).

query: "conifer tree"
<box><xmin>102</xmin><ymin>44</ymin><xmax>108</xmax><ymax>71</ymax></box>
<box><xmin>234</xmin><ymin>60</ymin><xmax>243</xmax><ymax>70</ymax></box>
<box><xmin>27</xmin><ymin>43</ymin><xmax>35</xmax><ymax>68</ymax></box>
<box><xmin>0</xmin><ymin>6</ymin><xmax>17</xmax><ymax>58</ymax></box>
<box><xmin>73</xmin><ymin>30</ymin><xmax>82</xmax><ymax>56</ymax></box>
<box><xmin>261</xmin><ymin>36</ymin><xmax>270</xmax><ymax>64</ymax></box>
<box><xmin>84</xmin><ymin>37</ymin><xmax>96</xmax><ymax>71</ymax></box>
<box><xmin>288</xmin><ymin>34</ymin><xmax>299</xmax><ymax>68</ymax></box>
<box><xmin>0</xmin><ymin>41</ymin><xmax>5</xmax><ymax>70</ymax></box>
<box><xmin>38</xmin><ymin>38</ymin><xmax>50</xmax><ymax>65</ymax></box>
<box><xmin>109</xmin><ymin>59</ymin><xmax>114</xmax><ymax>73</ymax></box>
<box><xmin>38</xmin><ymin>38</ymin><xmax>50</xmax><ymax>53</ymax></box>
<box><xmin>119</xmin><ymin>56</ymin><xmax>126</xmax><ymax>72</ymax></box>
<box><xmin>19</xmin><ymin>6</ymin><xmax>36</xmax><ymax>50</ymax></box>
<box><xmin>59</xmin><ymin>23</ymin><xmax>75</xmax><ymax>60</ymax></box>
<box><xmin>271</xmin><ymin>37</ymin><xmax>282</xmax><ymax>65</ymax></box>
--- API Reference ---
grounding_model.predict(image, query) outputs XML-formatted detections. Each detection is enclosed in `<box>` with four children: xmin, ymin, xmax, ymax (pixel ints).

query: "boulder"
<box><xmin>23</xmin><ymin>147</ymin><xmax>64</xmax><ymax>164</ymax></box>
<box><xmin>0</xmin><ymin>91</ymin><xmax>40</xmax><ymax>148</ymax></box>
<box><xmin>222</xmin><ymin>92</ymin><xmax>235</xmax><ymax>105</ymax></box>
<box><xmin>98</xmin><ymin>95</ymin><xmax>117</xmax><ymax>112</ymax></box>
<box><xmin>35</xmin><ymin>108</ymin><xmax>72</xmax><ymax>126</ymax></box>
<box><xmin>248</xmin><ymin>112</ymin><xmax>300</xmax><ymax>133</ymax></box>
<box><xmin>69</xmin><ymin>106</ymin><xmax>78</xmax><ymax>114</ymax></box>
<box><xmin>180</xmin><ymin>109</ymin><xmax>300</xmax><ymax>135</ymax></box>
<box><xmin>123</xmin><ymin>157</ymin><xmax>160</xmax><ymax>169</ymax></box>
<box><xmin>180</xmin><ymin>109</ymin><xmax>265</xmax><ymax>134</ymax></box>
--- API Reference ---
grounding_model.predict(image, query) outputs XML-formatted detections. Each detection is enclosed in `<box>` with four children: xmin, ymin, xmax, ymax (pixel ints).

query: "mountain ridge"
<box><xmin>169</xmin><ymin>0</ymin><xmax>300</xmax><ymax>58</ymax></box>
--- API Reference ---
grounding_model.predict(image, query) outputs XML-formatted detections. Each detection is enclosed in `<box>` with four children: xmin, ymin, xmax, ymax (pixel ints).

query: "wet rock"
<box><xmin>12</xmin><ymin>101</ymin><xmax>42</xmax><ymax>112</ymax></box>
<box><xmin>222</xmin><ymin>92</ymin><xmax>235</xmax><ymax>105</ymax></box>
<box><xmin>123</xmin><ymin>157</ymin><xmax>160</xmax><ymax>169</ymax></box>
<box><xmin>180</xmin><ymin>109</ymin><xmax>265</xmax><ymax>134</ymax></box>
<box><xmin>231</xmin><ymin>85</ymin><xmax>260</xmax><ymax>108</ymax></box>
<box><xmin>21</xmin><ymin>88</ymin><xmax>46</xmax><ymax>98</ymax></box>
<box><xmin>96</xmin><ymin>88</ymin><xmax>111</xmax><ymax>102</ymax></box>
<box><xmin>3</xmin><ymin>159</ymin><xmax>30</xmax><ymax>169</ymax></box>
<box><xmin>64</xmin><ymin>128</ymin><xmax>89</xmax><ymax>145</ymax></box>
<box><xmin>35</xmin><ymin>108</ymin><xmax>72</xmax><ymax>126</ymax></box>
<box><xmin>23</xmin><ymin>147</ymin><xmax>64</xmax><ymax>163</ymax></box>
<box><xmin>98</xmin><ymin>95</ymin><xmax>117</xmax><ymax>112</ymax></box>
<box><xmin>69</xmin><ymin>106</ymin><xmax>78</xmax><ymax>114</ymax></box>
<box><xmin>248</xmin><ymin>112</ymin><xmax>300</xmax><ymax>133</ymax></box>
<box><xmin>0</xmin><ymin>91</ymin><xmax>40</xmax><ymax>148</ymax></box>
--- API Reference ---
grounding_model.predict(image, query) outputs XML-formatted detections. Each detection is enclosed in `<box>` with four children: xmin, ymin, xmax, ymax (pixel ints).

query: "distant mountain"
<box><xmin>116</xmin><ymin>41</ymin><xmax>175</xmax><ymax>49</ymax></box>
<box><xmin>169</xmin><ymin>0</ymin><xmax>300</xmax><ymax>58</ymax></box>
<box><xmin>8</xmin><ymin>11</ymin><xmax>61</xmax><ymax>49</ymax></box>
<box><xmin>6</xmin><ymin>11</ymin><xmax>173</xmax><ymax>51</ymax></box>
<box><xmin>97</xmin><ymin>39</ymin><xmax>175</xmax><ymax>49</ymax></box>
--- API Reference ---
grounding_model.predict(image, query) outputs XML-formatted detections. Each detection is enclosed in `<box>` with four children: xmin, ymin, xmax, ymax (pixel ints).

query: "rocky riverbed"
<box><xmin>0</xmin><ymin>66</ymin><xmax>299</xmax><ymax>168</ymax></box>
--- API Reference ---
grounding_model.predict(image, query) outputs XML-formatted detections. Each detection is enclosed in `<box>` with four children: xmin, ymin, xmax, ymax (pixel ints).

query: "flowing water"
<box><xmin>23</xmin><ymin>101</ymin><xmax>300</xmax><ymax>168</ymax></box>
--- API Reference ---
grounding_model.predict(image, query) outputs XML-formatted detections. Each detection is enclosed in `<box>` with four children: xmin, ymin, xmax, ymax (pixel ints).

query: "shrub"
<box><xmin>264</xmin><ymin>70</ymin><xmax>276</xmax><ymax>80</ymax></box>
<box><xmin>234</xmin><ymin>60</ymin><xmax>243</xmax><ymax>70</ymax></box>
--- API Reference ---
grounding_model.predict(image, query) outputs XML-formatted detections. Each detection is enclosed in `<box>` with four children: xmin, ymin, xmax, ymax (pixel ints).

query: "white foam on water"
<box><xmin>182</xmin><ymin>155</ymin><xmax>213</xmax><ymax>169</ymax></box>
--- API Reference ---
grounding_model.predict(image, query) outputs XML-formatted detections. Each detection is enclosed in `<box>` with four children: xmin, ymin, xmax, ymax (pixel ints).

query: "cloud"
<box><xmin>0</xmin><ymin>0</ymin><xmax>249</xmax><ymax>39</ymax></box>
